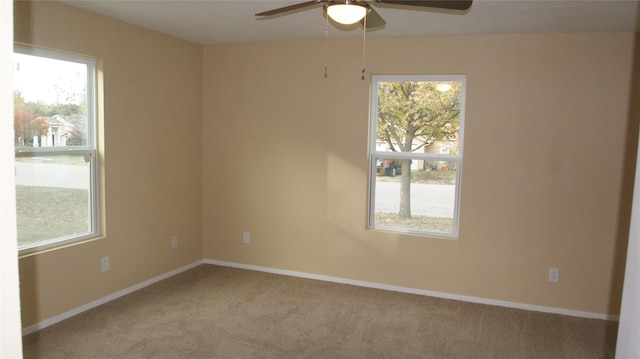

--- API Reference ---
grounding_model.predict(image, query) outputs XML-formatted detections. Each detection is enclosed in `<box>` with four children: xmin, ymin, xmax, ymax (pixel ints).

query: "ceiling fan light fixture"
<box><xmin>326</xmin><ymin>4</ymin><xmax>368</xmax><ymax>25</ymax></box>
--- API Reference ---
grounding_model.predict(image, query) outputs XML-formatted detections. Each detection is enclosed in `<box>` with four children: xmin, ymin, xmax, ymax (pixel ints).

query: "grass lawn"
<box><xmin>16</xmin><ymin>185</ymin><xmax>89</xmax><ymax>247</ymax></box>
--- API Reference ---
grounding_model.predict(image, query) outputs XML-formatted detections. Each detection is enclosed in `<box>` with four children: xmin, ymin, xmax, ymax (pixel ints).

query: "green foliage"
<box><xmin>25</xmin><ymin>101</ymin><xmax>84</xmax><ymax>117</ymax></box>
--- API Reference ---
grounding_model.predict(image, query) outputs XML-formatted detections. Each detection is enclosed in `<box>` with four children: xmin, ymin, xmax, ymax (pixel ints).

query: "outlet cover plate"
<box><xmin>101</xmin><ymin>256</ymin><xmax>110</xmax><ymax>272</ymax></box>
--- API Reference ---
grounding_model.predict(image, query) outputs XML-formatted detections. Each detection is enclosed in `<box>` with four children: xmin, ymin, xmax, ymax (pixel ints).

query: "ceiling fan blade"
<box><xmin>255</xmin><ymin>1</ymin><xmax>324</xmax><ymax>16</ymax></box>
<box><xmin>375</xmin><ymin>0</ymin><xmax>472</xmax><ymax>11</ymax></box>
<box><xmin>362</xmin><ymin>6</ymin><xmax>386</xmax><ymax>28</ymax></box>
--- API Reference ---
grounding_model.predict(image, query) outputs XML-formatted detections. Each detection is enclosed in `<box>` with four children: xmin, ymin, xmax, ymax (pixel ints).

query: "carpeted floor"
<box><xmin>22</xmin><ymin>264</ymin><xmax>618</xmax><ymax>358</ymax></box>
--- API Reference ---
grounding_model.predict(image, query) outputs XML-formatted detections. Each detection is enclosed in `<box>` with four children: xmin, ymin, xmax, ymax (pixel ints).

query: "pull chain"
<box><xmin>324</xmin><ymin>14</ymin><xmax>329</xmax><ymax>79</ymax></box>
<box><xmin>361</xmin><ymin>13</ymin><xmax>367</xmax><ymax>80</ymax></box>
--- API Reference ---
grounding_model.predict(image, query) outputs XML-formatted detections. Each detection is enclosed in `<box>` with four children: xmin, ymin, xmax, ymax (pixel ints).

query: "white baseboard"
<box><xmin>23</xmin><ymin>257</ymin><xmax>617</xmax><ymax>336</ymax></box>
<box><xmin>204</xmin><ymin>258</ymin><xmax>619</xmax><ymax>322</ymax></box>
<box><xmin>22</xmin><ymin>260</ymin><xmax>203</xmax><ymax>336</ymax></box>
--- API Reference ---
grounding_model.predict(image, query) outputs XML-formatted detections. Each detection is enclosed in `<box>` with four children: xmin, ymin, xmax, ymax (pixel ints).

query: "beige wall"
<box><xmin>14</xmin><ymin>1</ymin><xmax>203</xmax><ymax>327</ymax></box>
<box><xmin>203</xmin><ymin>33</ymin><xmax>635</xmax><ymax>316</ymax></box>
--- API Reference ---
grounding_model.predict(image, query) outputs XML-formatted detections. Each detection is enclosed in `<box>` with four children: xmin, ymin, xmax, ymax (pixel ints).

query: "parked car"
<box><xmin>377</xmin><ymin>159</ymin><xmax>402</xmax><ymax>177</ymax></box>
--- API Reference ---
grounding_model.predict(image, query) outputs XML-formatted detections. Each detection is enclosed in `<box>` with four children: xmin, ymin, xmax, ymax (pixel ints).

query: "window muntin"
<box><xmin>13</xmin><ymin>45</ymin><xmax>99</xmax><ymax>253</ymax></box>
<box><xmin>369</xmin><ymin>75</ymin><xmax>465</xmax><ymax>237</ymax></box>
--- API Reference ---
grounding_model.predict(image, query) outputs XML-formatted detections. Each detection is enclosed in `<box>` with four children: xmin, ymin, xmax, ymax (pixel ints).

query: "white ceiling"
<box><xmin>60</xmin><ymin>0</ymin><xmax>640</xmax><ymax>45</ymax></box>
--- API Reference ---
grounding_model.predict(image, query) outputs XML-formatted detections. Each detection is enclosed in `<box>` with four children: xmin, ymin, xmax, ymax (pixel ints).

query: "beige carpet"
<box><xmin>22</xmin><ymin>265</ymin><xmax>618</xmax><ymax>358</ymax></box>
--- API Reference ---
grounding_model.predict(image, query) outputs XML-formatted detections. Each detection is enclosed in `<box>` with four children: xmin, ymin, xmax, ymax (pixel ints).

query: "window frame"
<box><xmin>14</xmin><ymin>44</ymin><xmax>100</xmax><ymax>254</ymax></box>
<box><xmin>368</xmin><ymin>74</ymin><xmax>466</xmax><ymax>238</ymax></box>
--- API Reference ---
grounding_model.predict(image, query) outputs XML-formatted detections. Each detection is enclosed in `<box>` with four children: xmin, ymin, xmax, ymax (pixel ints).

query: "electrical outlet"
<box><xmin>549</xmin><ymin>267</ymin><xmax>560</xmax><ymax>283</ymax></box>
<box><xmin>243</xmin><ymin>232</ymin><xmax>250</xmax><ymax>244</ymax></box>
<box><xmin>101</xmin><ymin>256</ymin><xmax>110</xmax><ymax>272</ymax></box>
<box><xmin>171</xmin><ymin>235</ymin><xmax>178</xmax><ymax>249</ymax></box>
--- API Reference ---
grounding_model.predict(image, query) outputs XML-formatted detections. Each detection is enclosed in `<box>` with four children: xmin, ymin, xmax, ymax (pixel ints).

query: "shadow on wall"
<box><xmin>18</xmin><ymin>255</ymin><xmax>39</xmax><ymax>329</ymax></box>
<box><xmin>324</xmin><ymin>153</ymin><xmax>388</xmax><ymax>276</ymax></box>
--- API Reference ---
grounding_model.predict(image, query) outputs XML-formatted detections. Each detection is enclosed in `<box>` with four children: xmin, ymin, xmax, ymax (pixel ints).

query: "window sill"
<box><xmin>18</xmin><ymin>235</ymin><xmax>106</xmax><ymax>259</ymax></box>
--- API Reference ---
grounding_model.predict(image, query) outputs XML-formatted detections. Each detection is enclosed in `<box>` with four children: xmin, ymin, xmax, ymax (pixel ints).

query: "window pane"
<box><xmin>376</xmin><ymin>80</ymin><xmax>462</xmax><ymax>154</ymax></box>
<box><xmin>15</xmin><ymin>154</ymin><xmax>92</xmax><ymax>249</ymax></box>
<box><xmin>13</xmin><ymin>52</ymin><xmax>89</xmax><ymax>149</ymax></box>
<box><xmin>373</xmin><ymin>158</ymin><xmax>457</xmax><ymax>234</ymax></box>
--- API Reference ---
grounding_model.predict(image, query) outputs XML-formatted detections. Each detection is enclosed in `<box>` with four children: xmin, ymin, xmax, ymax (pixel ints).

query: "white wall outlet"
<box><xmin>171</xmin><ymin>235</ymin><xmax>178</xmax><ymax>249</ymax></box>
<box><xmin>242</xmin><ymin>232</ymin><xmax>250</xmax><ymax>244</ymax></box>
<box><xmin>549</xmin><ymin>267</ymin><xmax>560</xmax><ymax>283</ymax></box>
<box><xmin>101</xmin><ymin>256</ymin><xmax>110</xmax><ymax>272</ymax></box>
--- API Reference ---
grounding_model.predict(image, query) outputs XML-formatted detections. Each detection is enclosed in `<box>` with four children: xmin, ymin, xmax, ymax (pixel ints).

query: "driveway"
<box><xmin>374</xmin><ymin>180</ymin><xmax>455</xmax><ymax>218</ymax></box>
<box><xmin>14</xmin><ymin>161</ymin><xmax>89</xmax><ymax>190</ymax></box>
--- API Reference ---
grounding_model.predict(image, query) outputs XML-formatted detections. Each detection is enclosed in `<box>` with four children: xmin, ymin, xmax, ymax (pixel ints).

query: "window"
<box><xmin>368</xmin><ymin>75</ymin><xmax>465</xmax><ymax>237</ymax></box>
<box><xmin>13</xmin><ymin>45</ymin><xmax>99</xmax><ymax>253</ymax></box>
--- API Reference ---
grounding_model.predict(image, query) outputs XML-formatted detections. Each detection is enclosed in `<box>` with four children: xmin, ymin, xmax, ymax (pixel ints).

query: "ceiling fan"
<box><xmin>255</xmin><ymin>0</ymin><xmax>473</xmax><ymax>28</ymax></box>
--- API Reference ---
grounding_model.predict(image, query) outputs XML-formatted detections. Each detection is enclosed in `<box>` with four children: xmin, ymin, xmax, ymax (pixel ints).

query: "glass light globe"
<box><xmin>327</xmin><ymin>4</ymin><xmax>367</xmax><ymax>25</ymax></box>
